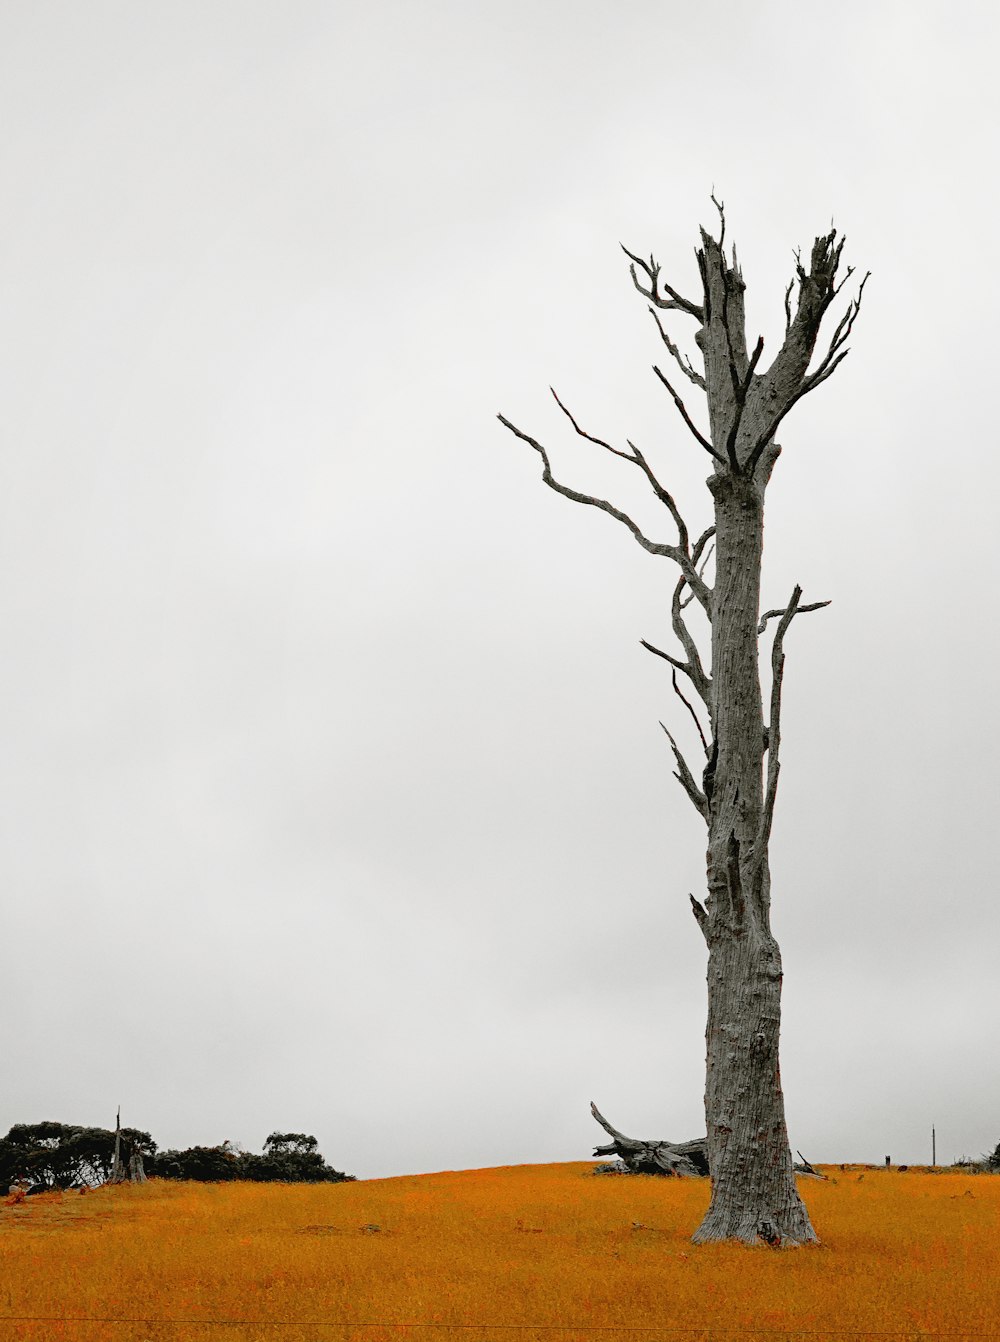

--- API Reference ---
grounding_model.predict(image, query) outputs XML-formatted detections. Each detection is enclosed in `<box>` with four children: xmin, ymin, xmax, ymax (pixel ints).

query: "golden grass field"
<box><xmin>1</xmin><ymin>1162</ymin><xmax>998</xmax><ymax>1341</ymax></box>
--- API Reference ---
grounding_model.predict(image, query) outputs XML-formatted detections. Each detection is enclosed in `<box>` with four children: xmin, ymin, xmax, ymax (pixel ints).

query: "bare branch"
<box><xmin>743</xmin><ymin>429</ymin><xmax>776</xmax><ymax>484</ymax></box>
<box><xmin>757</xmin><ymin>599</ymin><xmax>830</xmax><ymax>635</ymax></box>
<box><xmin>689</xmin><ymin>893</ymin><xmax>709</xmax><ymax>941</ymax></box>
<box><xmin>710</xmin><ymin>192</ymin><xmax>726</xmax><ymax>251</ymax></box>
<box><xmin>681</xmin><ymin>549</ymin><xmax>714</xmax><ymax>608</ymax></box>
<box><xmin>799</xmin><ymin>349</ymin><xmax>850</xmax><ymax>395</ymax></box>
<box><xmin>755</xmin><ymin>585</ymin><xmax>802</xmax><ymax>871</ymax></box>
<box><xmin>832</xmin><ymin>260</ymin><xmax>855</xmax><ymax>298</ymax></box>
<box><xmin>543</xmin><ymin>389</ymin><xmax>711</xmax><ymax>606</ymax></box>
<box><xmin>718</xmin><ymin>262</ymin><xmax>743</xmax><ymax>473</ymax></box>
<box><xmin>652</xmin><ymin>365</ymin><xmax>725</xmax><ymax>464</ymax></box>
<box><xmin>641</xmin><ymin>638</ymin><xmax>690</xmax><ymax>674</ymax></box>
<box><xmin>681</xmin><ymin>529</ymin><xmax>715</xmax><ymax>610</ymax></box>
<box><xmin>744</xmin><ymin>231</ymin><xmax>860</xmax><ymax>478</ymax></box>
<box><xmin>647</xmin><ymin>307</ymin><xmax>706</xmax><ymax>388</ymax></box>
<box><xmin>624</xmin><ymin>439</ymin><xmax>692</xmax><ymax>561</ymax></box>
<box><xmin>744</xmin><ymin>334</ymin><xmax>765</xmax><ymax>385</ymax></box>
<box><xmin>589</xmin><ymin>1101</ymin><xmax>643</xmax><ymax>1153</ymax></box>
<box><xmin>672</xmin><ymin>668</ymin><xmax>709</xmax><ymax>755</ymax></box>
<box><xmin>723</xmin><ymin>331</ymin><xmax>765</xmax><ymax>474</ymax></box>
<box><xmin>549</xmin><ymin>387</ymin><xmax>633</xmax><ymax>462</ymax></box>
<box><xmin>660</xmin><ymin>721</ymin><xmax>709</xmax><ymax>821</ymax></box>
<box><xmin>642</xmin><ymin>543</ymin><xmax>713</xmax><ymax>721</ymax></box>
<box><xmin>800</xmin><ymin>271</ymin><xmax>870</xmax><ymax>394</ymax></box>
<box><xmin>692</xmin><ymin>526</ymin><xmax>715</xmax><ymax>567</ymax></box>
<box><xmin>783</xmin><ymin>279</ymin><xmax>794</xmax><ymax>336</ymax></box>
<box><xmin>670</xmin><ymin>574</ymin><xmax>712</xmax><ymax>710</ymax></box>
<box><xmin>497</xmin><ymin>414</ymin><xmax>700</xmax><ymax>567</ymax></box>
<box><xmin>621</xmin><ymin>243</ymin><xmax>703</xmax><ymax>319</ymax></box>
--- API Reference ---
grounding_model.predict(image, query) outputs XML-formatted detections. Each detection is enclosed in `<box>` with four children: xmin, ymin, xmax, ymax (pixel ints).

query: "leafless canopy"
<box><xmin>497</xmin><ymin>203</ymin><xmax>866</xmax><ymax>897</ymax></box>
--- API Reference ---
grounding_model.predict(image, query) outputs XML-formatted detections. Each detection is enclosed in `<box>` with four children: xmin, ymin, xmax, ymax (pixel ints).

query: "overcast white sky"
<box><xmin>2</xmin><ymin>0</ymin><xmax>997</xmax><ymax>1180</ymax></box>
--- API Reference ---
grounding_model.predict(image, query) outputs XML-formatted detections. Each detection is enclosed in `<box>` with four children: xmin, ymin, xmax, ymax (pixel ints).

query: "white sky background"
<box><xmin>1</xmin><ymin>0</ymin><xmax>997</xmax><ymax>1179</ymax></box>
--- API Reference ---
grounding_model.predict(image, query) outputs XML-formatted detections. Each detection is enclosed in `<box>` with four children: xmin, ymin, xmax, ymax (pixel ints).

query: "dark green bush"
<box><xmin>238</xmin><ymin>1132</ymin><xmax>354</xmax><ymax>1183</ymax></box>
<box><xmin>3</xmin><ymin>1122</ymin><xmax>354</xmax><ymax>1187</ymax></box>
<box><xmin>2</xmin><ymin>1122</ymin><xmax>155</xmax><ymax>1189</ymax></box>
<box><xmin>147</xmin><ymin>1141</ymin><xmax>241</xmax><ymax>1182</ymax></box>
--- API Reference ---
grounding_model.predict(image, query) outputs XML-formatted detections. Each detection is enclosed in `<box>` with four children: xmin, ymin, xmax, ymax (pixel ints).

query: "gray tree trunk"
<box><xmin>694</xmin><ymin>396</ymin><xmax>809</xmax><ymax>1244</ymax></box>
<box><xmin>107</xmin><ymin>1107</ymin><xmax>147</xmax><ymax>1186</ymax></box>
<box><xmin>499</xmin><ymin>204</ymin><xmax>866</xmax><ymax>1246</ymax></box>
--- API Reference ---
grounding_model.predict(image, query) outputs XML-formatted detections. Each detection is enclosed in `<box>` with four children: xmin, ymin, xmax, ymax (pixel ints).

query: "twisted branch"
<box><xmin>648</xmin><ymin>307</ymin><xmax>705</xmax><ymax>388</ymax></box>
<box><xmin>497</xmin><ymin>414</ymin><xmax>697</xmax><ymax>570</ymax></box>
<box><xmin>499</xmin><ymin>403</ymin><xmax>714</xmax><ymax>612</ymax></box>
<box><xmin>621</xmin><ymin>244</ymin><xmax>703</xmax><ymax>319</ymax></box>
<box><xmin>757</xmin><ymin>598</ymin><xmax>830</xmax><ymax>635</ymax></box>
<box><xmin>551</xmin><ymin>383</ymin><xmax>698</xmax><ymax>558</ymax></box>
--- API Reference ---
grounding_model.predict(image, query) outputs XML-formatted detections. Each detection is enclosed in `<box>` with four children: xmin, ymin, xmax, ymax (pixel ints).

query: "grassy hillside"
<box><xmin>2</xmin><ymin>1162</ymin><xmax>997</xmax><ymax>1340</ymax></box>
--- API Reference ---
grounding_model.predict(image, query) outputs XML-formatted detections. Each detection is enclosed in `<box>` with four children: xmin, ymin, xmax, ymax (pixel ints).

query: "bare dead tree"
<box><xmin>498</xmin><ymin>202</ymin><xmax>867</xmax><ymax>1246</ymax></box>
<box><xmin>107</xmin><ymin>1106</ymin><xmax>147</xmax><ymax>1185</ymax></box>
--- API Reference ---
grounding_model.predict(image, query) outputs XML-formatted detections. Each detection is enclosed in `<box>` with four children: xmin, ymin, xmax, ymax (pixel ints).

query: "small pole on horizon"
<box><xmin>932</xmin><ymin>1125</ymin><xmax>936</xmax><ymax>1167</ymax></box>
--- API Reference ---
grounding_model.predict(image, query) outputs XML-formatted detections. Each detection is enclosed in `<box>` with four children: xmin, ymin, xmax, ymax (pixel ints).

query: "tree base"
<box><xmin>591</xmin><ymin>1103</ymin><xmax>821</xmax><ymax>1246</ymax></box>
<box><xmin>692</xmin><ymin>1200</ymin><xmax>819</xmax><ymax>1247</ymax></box>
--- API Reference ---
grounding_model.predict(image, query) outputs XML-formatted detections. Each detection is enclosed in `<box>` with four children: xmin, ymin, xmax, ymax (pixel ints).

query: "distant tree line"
<box><xmin>1</xmin><ymin>1122</ymin><xmax>354</xmax><ymax>1191</ymax></box>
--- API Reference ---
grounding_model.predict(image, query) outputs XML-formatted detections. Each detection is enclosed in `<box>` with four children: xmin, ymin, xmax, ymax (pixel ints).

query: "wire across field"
<box><xmin>1</xmin><ymin>1163</ymin><xmax>997</xmax><ymax>1341</ymax></box>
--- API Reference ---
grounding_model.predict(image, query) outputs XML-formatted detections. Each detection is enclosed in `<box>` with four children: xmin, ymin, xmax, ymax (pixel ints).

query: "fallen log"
<box><xmin>589</xmin><ymin>1103</ymin><xmax>824</xmax><ymax>1178</ymax></box>
<box><xmin>590</xmin><ymin>1102</ymin><xmax>708</xmax><ymax>1177</ymax></box>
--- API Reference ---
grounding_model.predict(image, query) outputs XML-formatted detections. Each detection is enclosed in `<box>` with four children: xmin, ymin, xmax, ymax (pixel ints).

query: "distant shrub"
<box><xmin>146</xmin><ymin>1134</ymin><xmax>355</xmax><ymax>1184</ymax></box>
<box><xmin>238</xmin><ymin>1132</ymin><xmax>355</xmax><ymax>1184</ymax></box>
<box><xmin>147</xmin><ymin>1141</ymin><xmax>241</xmax><ymax>1182</ymax></box>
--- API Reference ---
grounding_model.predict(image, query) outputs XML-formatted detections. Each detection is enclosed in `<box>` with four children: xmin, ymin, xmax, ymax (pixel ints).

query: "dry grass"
<box><xmin>1</xmin><ymin>1163</ymin><xmax>998</xmax><ymax>1341</ymax></box>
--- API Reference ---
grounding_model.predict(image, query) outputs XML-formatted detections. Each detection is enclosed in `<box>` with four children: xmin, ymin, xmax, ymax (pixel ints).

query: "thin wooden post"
<box><xmin>932</xmin><ymin>1125</ymin><xmax>936</xmax><ymax>1167</ymax></box>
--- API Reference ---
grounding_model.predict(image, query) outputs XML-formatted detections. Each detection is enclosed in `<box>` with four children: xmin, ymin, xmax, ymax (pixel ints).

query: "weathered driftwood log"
<box><xmin>590</xmin><ymin>1103</ymin><xmax>824</xmax><ymax>1179</ymax></box>
<box><xmin>590</xmin><ymin>1102</ymin><xmax>709</xmax><ymax>1177</ymax></box>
